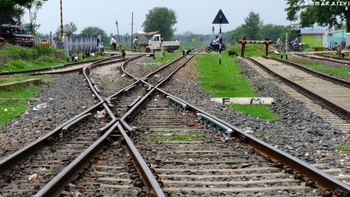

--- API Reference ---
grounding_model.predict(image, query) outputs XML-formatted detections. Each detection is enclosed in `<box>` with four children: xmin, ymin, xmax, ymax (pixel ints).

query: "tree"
<box><xmin>81</xmin><ymin>26</ymin><xmax>109</xmax><ymax>47</ymax></box>
<box><xmin>54</xmin><ymin>21</ymin><xmax>77</xmax><ymax>38</ymax></box>
<box><xmin>242</xmin><ymin>11</ymin><xmax>263</xmax><ymax>40</ymax></box>
<box><xmin>259</xmin><ymin>24</ymin><xmax>288</xmax><ymax>41</ymax></box>
<box><xmin>142</xmin><ymin>7</ymin><xmax>177</xmax><ymax>40</ymax></box>
<box><xmin>63</xmin><ymin>22</ymin><xmax>77</xmax><ymax>36</ymax></box>
<box><xmin>25</xmin><ymin>0</ymin><xmax>46</xmax><ymax>35</ymax></box>
<box><xmin>229</xmin><ymin>25</ymin><xmax>245</xmax><ymax>44</ymax></box>
<box><xmin>0</xmin><ymin>0</ymin><xmax>34</xmax><ymax>28</ymax></box>
<box><xmin>285</xmin><ymin>0</ymin><xmax>350</xmax><ymax>32</ymax></box>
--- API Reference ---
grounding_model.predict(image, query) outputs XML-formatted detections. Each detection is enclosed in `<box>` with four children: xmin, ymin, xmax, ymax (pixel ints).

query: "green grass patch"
<box><xmin>152</xmin><ymin>53</ymin><xmax>182</xmax><ymax>64</ymax></box>
<box><xmin>230</xmin><ymin>104</ymin><xmax>279</xmax><ymax>120</ymax></box>
<box><xmin>146</xmin><ymin>132</ymin><xmax>205</xmax><ymax>141</ymax></box>
<box><xmin>34</xmin><ymin>168</ymin><xmax>57</xmax><ymax>174</ymax></box>
<box><xmin>0</xmin><ymin>84</ymin><xmax>41</xmax><ymax>98</ymax></box>
<box><xmin>0</xmin><ymin>100</ymin><xmax>29</xmax><ymax>125</ymax></box>
<box><xmin>195</xmin><ymin>49</ymin><xmax>279</xmax><ymax>120</ymax></box>
<box><xmin>195</xmin><ymin>55</ymin><xmax>255</xmax><ymax>97</ymax></box>
<box><xmin>0</xmin><ymin>82</ymin><xmax>46</xmax><ymax>125</ymax></box>
<box><xmin>254</xmin><ymin>130</ymin><xmax>279</xmax><ymax>136</ymax></box>
<box><xmin>290</xmin><ymin>56</ymin><xmax>350</xmax><ymax>78</ymax></box>
<box><xmin>0</xmin><ymin>45</ymin><xmax>68</xmax><ymax>72</ymax></box>
<box><xmin>0</xmin><ymin>74</ymin><xmax>51</xmax><ymax>84</ymax></box>
<box><xmin>336</xmin><ymin>142</ymin><xmax>350</xmax><ymax>152</ymax></box>
<box><xmin>0</xmin><ymin>56</ymin><xmax>66</xmax><ymax>72</ymax></box>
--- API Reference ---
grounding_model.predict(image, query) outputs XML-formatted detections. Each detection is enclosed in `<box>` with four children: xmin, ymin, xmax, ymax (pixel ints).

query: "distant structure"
<box><xmin>326</xmin><ymin>29</ymin><xmax>346</xmax><ymax>50</ymax></box>
<box><xmin>300</xmin><ymin>26</ymin><xmax>325</xmax><ymax>51</ymax></box>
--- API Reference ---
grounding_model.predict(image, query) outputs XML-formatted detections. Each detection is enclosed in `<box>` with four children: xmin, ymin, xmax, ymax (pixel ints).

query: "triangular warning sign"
<box><xmin>212</xmin><ymin>9</ymin><xmax>229</xmax><ymax>24</ymax></box>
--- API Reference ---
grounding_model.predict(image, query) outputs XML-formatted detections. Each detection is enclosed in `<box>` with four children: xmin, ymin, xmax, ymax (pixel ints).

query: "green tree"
<box><xmin>25</xmin><ymin>0</ymin><xmax>46</xmax><ymax>35</ymax></box>
<box><xmin>229</xmin><ymin>25</ymin><xmax>245</xmax><ymax>44</ymax></box>
<box><xmin>242</xmin><ymin>11</ymin><xmax>263</xmax><ymax>40</ymax></box>
<box><xmin>54</xmin><ymin>21</ymin><xmax>77</xmax><ymax>38</ymax></box>
<box><xmin>142</xmin><ymin>7</ymin><xmax>177</xmax><ymax>40</ymax></box>
<box><xmin>81</xmin><ymin>26</ymin><xmax>109</xmax><ymax>47</ymax></box>
<box><xmin>259</xmin><ymin>24</ymin><xmax>288</xmax><ymax>41</ymax></box>
<box><xmin>0</xmin><ymin>0</ymin><xmax>34</xmax><ymax>27</ymax></box>
<box><xmin>285</xmin><ymin>0</ymin><xmax>350</xmax><ymax>32</ymax></box>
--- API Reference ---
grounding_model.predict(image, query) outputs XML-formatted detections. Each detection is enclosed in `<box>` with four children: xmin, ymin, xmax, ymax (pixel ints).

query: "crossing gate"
<box><xmin>238</xmin><ymin>37</ymin><xmax>273</xmax><ymax>57</ymax></box>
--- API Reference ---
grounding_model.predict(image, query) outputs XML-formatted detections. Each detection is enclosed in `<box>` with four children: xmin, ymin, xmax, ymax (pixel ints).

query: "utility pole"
<box><xmin>131</xmin><ymin>12</ymin><xmax>134</xmax><ymax>49</ymax></box>
<box><xmin>60</xmin><ymin>0</ymin><xmax>63</xmax><ymax>40</ymax></box>
<box><xmin>116</xmin><ymin>20</ymin><xmax>120</xmax><ymax>43</ymax></box>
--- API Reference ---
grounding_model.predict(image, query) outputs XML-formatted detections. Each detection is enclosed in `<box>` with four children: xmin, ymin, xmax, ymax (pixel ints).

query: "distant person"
<box><xmin>111</xmin><ymin>36</ymin><xmax>117</xmax><ymax>50</ymax></box>
<box><xmin>132</xmin><ymin>36</ymin><xmax>138</xmax><ymax>53</ymax></box>
<box><xmin>292</xmin><ymin>36</ymin><xmax>299</xmax><ymax>48</ymax></box>
<box><xmin>276</xmin><ymin>36</ymin><xmax>281</xmax><ymax>49</ymax></box>
<box><xmin>213</xmin><ymin>36</ymin><xmax>220</xmax><ymax>50</ymax></box>
<box><xmin>214</xmin><ymin>36</ymin><xmax>220</xmax><ymax>45</ymax></box>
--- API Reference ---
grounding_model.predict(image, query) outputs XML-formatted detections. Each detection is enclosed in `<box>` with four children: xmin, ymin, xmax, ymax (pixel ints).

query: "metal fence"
<box><xmin>64</xmin><ymin>35</ymin><xmax>99</xmax><ymax>57</ymax></box>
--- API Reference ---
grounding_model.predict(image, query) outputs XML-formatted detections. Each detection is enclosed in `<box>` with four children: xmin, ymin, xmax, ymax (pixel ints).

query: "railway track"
<box><xmin>247</xmin><ymin>56</ymin><xmax>350</xmax><ymax>121</ymax></box>
<box><xmin>127</xmin><ymin>94</ymin><xmax>320</xmax><ymax>196</ymax></box>
<box><xmin>242</xmin><ymin>57</ymin><xmax>350</xmax><ymax>135</ymax></box>
<box><xmin>1</xmin><ymin>51</ymin><xmax>350</xmax><ymax>196</ymax></box>
<box><xmin>294</xmin><ymin>53</ymin><xmax>350</xmax><ymax>68</ymax></box>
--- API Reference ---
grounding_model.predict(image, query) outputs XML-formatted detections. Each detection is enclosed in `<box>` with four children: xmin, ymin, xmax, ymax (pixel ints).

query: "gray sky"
<box><xmin>25</xmin><ymin>0</ymin><xmax>292</xmax><ymax>36</ymax></box>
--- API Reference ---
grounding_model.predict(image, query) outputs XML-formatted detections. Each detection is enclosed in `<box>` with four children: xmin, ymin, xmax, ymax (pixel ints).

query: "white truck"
<box><xmin>145</xmin><ymin>34</ymin><xmax>180</xmax><ymax>53</ymax></box>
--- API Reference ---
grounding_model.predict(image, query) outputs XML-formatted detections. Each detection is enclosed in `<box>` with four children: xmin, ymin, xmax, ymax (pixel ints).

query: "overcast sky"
<box><xmin>25</xmin><ymin>0</ymin><xmax>293</xmax><ymax>36</ymax></box>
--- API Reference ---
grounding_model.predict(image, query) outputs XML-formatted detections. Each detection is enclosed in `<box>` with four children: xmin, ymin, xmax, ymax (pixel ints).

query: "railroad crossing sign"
<box><xmin>212</xmin><ymin>9</ymin><xmax>229</xmax><ymax>65</ymax></box>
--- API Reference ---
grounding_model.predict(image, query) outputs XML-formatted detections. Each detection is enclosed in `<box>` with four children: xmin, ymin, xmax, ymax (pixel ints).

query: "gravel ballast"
<box><xmin>1</xmin><ymin>54</ymin><xmax>349</xmax><ymax>177</ymax></box>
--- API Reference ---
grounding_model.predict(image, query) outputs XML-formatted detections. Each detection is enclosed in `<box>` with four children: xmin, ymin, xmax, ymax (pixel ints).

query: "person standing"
<box><xmin>276</xmin><ymin>36</ymin><xmax>281</xmax><ymax>50</ymax></box>
<box><xmin>111</xmin><ymin>36</ymin><xmax>117</xmax><ymax>50</ymax></box>
<box><xmin>132</xmin><ymin>36</ymin><xmax>138</xmax><ymax>52</ymax></box>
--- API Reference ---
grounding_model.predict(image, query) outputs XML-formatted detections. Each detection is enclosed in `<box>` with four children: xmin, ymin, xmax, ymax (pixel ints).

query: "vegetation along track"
<box><xmin>2</xmin><ymin>51</ymin><xmax>350</xmax><ymax>196</ymax></box>
<box><xmin>293</xmin><ymin>53</ymin><xmax>350</xmax><ymax>69</ymax></box>
<box><xmin>247</xmin><ymin>56</ymin><xmax>350</xmax><ymax>122</ymax></box>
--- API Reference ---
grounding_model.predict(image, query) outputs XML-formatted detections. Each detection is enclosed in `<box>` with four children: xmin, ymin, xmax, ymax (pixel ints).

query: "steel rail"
<box><xmin>0</xmin><ymin>101</ymin><xmax>104</xmax><ymax>176</ymax></box>
<box><xmin>248</xmin><ymin>57</ymin><xmax>350</xmax><ymax>120</ymax></box>
<box><xmin>266</xmin><ymin>56</ymin><xmax>350</xmax><ymax>88</ymax></box>
<box><xmin>151</xmin><ymin>88</ymin><xmax>350</xmax><ymax>196</ymax></box>
<box><xmin>0</xmin><ymin>54</ymin><xmax>133</xmax><ymax>195</ymax></box>
<box><xmin>34</xmin><ymin>121</ymin><xmax>120</xmax><ymax>197</ymax></box>
<box><xmin>294</xmin><ymin>53</ymin><xmax>350</xmax><ymax>66</ymax></box>
<box><xmin>116</xmin><ymin>122</ymin><xmax>165</xmax><ymax>196</ymax></box>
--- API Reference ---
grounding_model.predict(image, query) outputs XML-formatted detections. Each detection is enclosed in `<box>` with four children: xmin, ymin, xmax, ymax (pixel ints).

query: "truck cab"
<box><xmin>0</xmin><ymin>24</ymin><xmax>35</xmax><ymax>47</ymax></box>
<box><xmin>145</xmin><ymin>34</ymin><xmax>179</xmax><ymax>53</ymax></box>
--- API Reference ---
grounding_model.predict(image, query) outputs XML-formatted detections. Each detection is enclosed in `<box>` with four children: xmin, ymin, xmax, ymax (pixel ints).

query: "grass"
<box><xmin>290</xmin><ymin>56</ymin><xmax>350</xmax><ymax>78</ymax></box>
<box><xmin>196</xmin><ymin>55</ymin><xmax>255</xmax><ymax>97</ymax></box>
<box><xmin>230</xmin><ymin>104</ymin><xmax>278</xmax><ymax>120</ymax></box>
<box><xmin>152</xmin><ymin>52</ymin><xmax>182</xmax><ymax>64</ymax></box>
<box><xmin>146</xmin><ymin>132</ymin><xmax>205</xmax><ymax>141</ymax></box>
<box><xmin>194</xmin><ymin>46</ymin><xmax>279</xmax><ymax>120</ymax></box>
<box><xmin>0</xmin><ymin>84</ymin><xmax>44</xmax><ymax>125</ymax></box>
<box><xmin>0</xmin><ymin>74</ymin><xmax>51</xmax><ymax>84</ymax></box>
<box><xmin>0</xmin><ymin>45</ymin><xmax>66</xmax><ymax>72</ymax></box>
<box><xmin>254</xmin><ymin>130</ymin><xmax>279</xmax><ymax>136</ymax></box>
<box><xmin>0</xmin><ymin>100</ymin><xmax>29</xmax><ymax>125</ymax></box>
<box><xmin>0</xmin><ymin>84</ymin><xmax>41</xmax><ymax>98</ymax></box>
<box><xmin>336</xmin><ymin>142</ymin><xmax>350</xmax><ymax>152</ymax></box>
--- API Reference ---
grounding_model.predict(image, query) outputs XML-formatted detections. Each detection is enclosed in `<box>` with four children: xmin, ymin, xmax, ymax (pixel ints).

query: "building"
<box><xmin>300</xmin><ymin>27</ymin><xmax>325</xmax><ymax>51</ymax></box>
<box><xmin>326</xmin><ymin>29</ymin><xmax>346</xmax><ymax>50</ymax></box>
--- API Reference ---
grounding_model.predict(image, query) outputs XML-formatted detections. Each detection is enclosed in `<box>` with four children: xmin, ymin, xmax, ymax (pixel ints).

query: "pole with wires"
<box><xmin>60</xmin><ymin>0</ymin><xmax>63</xmax><ymax>40</ymax></box>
